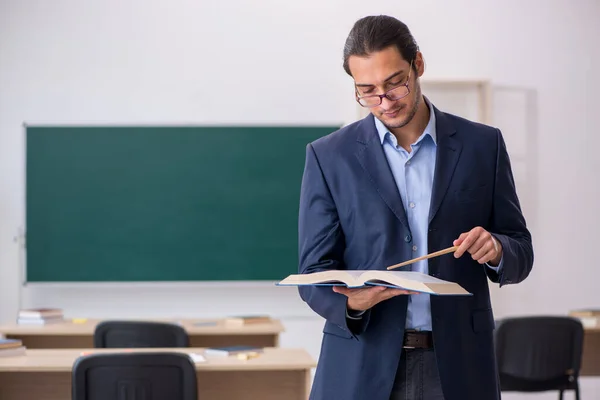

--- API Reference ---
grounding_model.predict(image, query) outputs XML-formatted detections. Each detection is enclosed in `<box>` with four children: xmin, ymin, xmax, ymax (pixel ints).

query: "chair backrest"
<box><xmin>94</xmin><ymin>321</ymin><xmax>189</xmax><ymax>348</ymax></box>
<box><xmin>495</xmin><ymin>316</ymin><xmax>584</xmax><ymax>383</ymax></box>
<box><xmin>72</xmin><ymin>352</ymin><xmax>198</xmax><ymax>400</ymax></box>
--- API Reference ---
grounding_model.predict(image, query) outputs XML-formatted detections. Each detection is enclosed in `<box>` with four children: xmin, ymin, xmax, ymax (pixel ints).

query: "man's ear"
<box><xmin>415</xmin><ymin>51</ymin><xmax>426</xmax><ymax>77</ymax></box>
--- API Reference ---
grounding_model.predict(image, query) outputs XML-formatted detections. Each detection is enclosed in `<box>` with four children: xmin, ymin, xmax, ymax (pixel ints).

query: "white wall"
<box><xmin>1</xmin><ymin>0</ymin><xmax>599</xmax><ymax>398</ymax></box>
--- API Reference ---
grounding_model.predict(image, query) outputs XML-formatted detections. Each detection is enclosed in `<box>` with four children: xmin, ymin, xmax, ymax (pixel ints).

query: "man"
<box><xmin>297</xmin><ymin>15</ymin><xmax>533</xmax><ymax>400</ymax></box>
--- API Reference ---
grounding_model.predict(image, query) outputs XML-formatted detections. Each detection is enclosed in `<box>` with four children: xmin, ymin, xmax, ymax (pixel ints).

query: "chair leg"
<box><xmin>575</xmin><ymin>382</ymin><xmax>581</xmax><ymax>400</ymax></box>
<box><xmin>558</xmin><ymin>389</ymin><xmax>563</xmax><ymax>400</ymax></box>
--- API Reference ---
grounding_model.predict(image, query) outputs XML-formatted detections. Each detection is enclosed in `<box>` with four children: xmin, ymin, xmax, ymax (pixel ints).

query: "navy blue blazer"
<box><xmin>297</xmin><ymin>105</ymin><xmax>534</xmax><ymax>400</ymax></box>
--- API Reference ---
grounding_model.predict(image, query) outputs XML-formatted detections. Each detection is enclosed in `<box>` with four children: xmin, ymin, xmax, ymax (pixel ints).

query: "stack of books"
<box><xmin>0</xmin><ymin>339</ymin><xmax>26</xmax><ymax>358</ymax></box>
<box><xmin>17</xmin><ymin>308</ymin><xmax>64</xmax><ymax>325</ymax></box>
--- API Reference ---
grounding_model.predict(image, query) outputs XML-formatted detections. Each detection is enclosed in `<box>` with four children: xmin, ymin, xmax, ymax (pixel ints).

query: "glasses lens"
<box><xmin>386</xmin><ymin>85</ymin><xmax>409</xmax><ymax>101</ymax></box>
<box><xmin>358</xmin><ymin>96</ymin><xmax>381</xmax><ymax>108</ymax></box>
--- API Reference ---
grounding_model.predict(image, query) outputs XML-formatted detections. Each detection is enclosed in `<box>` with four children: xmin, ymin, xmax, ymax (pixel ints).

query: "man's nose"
<box><xmin>379</xmin><ymin>96</ymin><xmax>396</xmax><ymax>111</ymax></box>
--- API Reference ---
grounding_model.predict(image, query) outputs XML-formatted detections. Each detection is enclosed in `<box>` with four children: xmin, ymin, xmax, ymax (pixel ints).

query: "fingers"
<box><xmin>470</xmin><ymin>234</ymin><xmax>491</xmax><ymax>261</ymax></box>
<box><xmin>332</xmin><ymin>285</ymin><xmax>414</xmax><ymax>299</ymax></box>
<box><xmin>332</xmin><ymin>286</ymin><xmax>350</xmax><ymax>295</ymax></box>
<box><xmin>453</xmin><ymin>232</ymin><xmax>468</xmax><ymax>247</ymax></box>
<box><xmin>332</xmin><ymin>285</ymin><xmax>384</xmax><ymax>296</ymax></box>
<box><xmin>384</xmin><ymin>288</ymin><xmax>417</xmax><ymax>296</ymax></box>
<box><xmin>379</xmin><ymin>288</ymin><xmax>419</xmax><ymax>301</ymax></box>
<box><xmin>475</xmin><ymin>235</ymin><xmax>500</xmax><ymax>264</ymax></box>
<box><xmin>454</xmin><ymin>228</ymin><xmax>481</xmax><ymax>258</ymax></box>
<box><xmin>478</xmin><ymin>247</ymin><xmax>497</xmax><ymax>264</ymax></box>
<box><xmin>374</xmin><ymin>289</ymin><xmax>417</xmax><ymax>305</ymax></box>
<box><xmin>453</xmin><ymin>227</ymin><xmax>500</xmax><ymax>264</ymax></box>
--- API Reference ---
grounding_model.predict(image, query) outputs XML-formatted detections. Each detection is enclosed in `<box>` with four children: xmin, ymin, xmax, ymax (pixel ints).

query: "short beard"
<box><xmin>383</xmin><ymin>81</ymin><xmax>422</xmax><ymax>129</ymax></box>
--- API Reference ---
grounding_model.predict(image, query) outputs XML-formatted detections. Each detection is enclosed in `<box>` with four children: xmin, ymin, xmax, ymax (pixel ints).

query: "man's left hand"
<box><xmin>453</xmin><ymin>226</ymin><xmax>502</xmax><ymax>266</ymax></box>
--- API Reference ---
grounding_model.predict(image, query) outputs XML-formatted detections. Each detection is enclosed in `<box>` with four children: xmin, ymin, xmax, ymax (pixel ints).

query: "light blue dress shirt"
<box><xmin>371</xmin><ymin>100</ymin><xmax>502</xmax><ymax>331</ymax></box>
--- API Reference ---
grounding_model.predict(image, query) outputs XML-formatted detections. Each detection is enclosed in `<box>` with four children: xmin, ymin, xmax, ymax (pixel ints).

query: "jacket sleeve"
<box><xmin>297</xmin><ymin>143</ymin><xmax>370</xmax><ymax>336</ymax></box>
<box><xmin>486</xmin><ymin>129</ymin><xmax>534</xmax><ymax>286</ymax></box>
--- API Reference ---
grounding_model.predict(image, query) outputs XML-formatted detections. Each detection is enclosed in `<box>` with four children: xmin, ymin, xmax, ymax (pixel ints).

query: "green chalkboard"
<box><xmin>25</xmin><ymin>125</ymin><xmax>338</xmax><ymax>282</ymax></box>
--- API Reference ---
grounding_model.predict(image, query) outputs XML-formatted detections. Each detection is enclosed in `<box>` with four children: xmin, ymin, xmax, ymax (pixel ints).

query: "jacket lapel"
<box><xmin>355</xmin><ymin>115</ymin><xmax>409</xmax><ymax>229</ymax></box>
<box><xmin>428</xmin><ymin>107</ymin><xmax>462</xmax><ymax>224</ymax></box>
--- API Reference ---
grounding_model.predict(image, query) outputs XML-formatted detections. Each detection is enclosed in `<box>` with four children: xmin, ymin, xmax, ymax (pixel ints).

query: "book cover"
<box><xmin>0</xmin><ymin>339</ymin><xmax>23</xmax><ymax>350</ymax></box>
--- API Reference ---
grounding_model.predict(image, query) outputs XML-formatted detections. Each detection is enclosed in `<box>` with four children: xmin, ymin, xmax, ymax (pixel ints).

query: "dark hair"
<box><xmin>343</xmin><ymin>15</ymin><xmax>419</xmax><ymax>76</ymax></box>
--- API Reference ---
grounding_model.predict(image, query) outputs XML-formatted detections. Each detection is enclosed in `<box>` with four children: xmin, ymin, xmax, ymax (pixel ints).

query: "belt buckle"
<box><xmin>403</xmin><ymin>329</ymin><xmax>420</xmax><ymax>349</ymax></box>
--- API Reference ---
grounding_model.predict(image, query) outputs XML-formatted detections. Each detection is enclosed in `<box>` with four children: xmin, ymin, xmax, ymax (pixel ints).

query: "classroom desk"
<box><xmin>0</xmin><ymin>347</ymin><xmax>315</xmax><ymax>400</ymax></box>
<box><xmin>581</xmin><ymin>327</ymin><xmax>600</xmax><ymax>376</ymax></box>
<box><xmin>0</xmin><ymin>318</ymin><xmax>284</xmax><ymax>349</ymax></box>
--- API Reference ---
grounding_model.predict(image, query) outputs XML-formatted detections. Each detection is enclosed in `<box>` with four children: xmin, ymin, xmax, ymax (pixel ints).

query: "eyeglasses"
<box><xmin>355</xmin><ymin>61</ymin><xmax>413</xmax><ymax>108</ymax></box>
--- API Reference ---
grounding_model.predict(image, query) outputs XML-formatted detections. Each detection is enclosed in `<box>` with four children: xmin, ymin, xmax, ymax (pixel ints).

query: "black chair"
<box><xmin>94</xmin><ymin>321</ymin><xmax>189</xmax><ymax>348</ymax></box>
<box><xmin>72</xmin><ymin>352</ymin><xmax>198</xmax><ymax>400</ymax></box>
<box><xmin>495</xmin><ymin>316</ymin><xmax>584</xmax><ymax>400</ymax></box>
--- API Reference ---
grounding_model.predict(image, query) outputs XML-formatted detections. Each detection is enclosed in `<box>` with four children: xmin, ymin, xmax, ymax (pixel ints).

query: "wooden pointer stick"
<box><xmin>387</xmin><ymin>246</ymin><xmax>459</xmax><ymax>270</ymax></box>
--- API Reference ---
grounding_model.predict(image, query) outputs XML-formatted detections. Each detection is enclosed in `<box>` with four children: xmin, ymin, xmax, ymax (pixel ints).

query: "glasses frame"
<box><xmin>355</xmin><ymin>60</ymin><xmax>414</xmax><ymax>108</ymax></box>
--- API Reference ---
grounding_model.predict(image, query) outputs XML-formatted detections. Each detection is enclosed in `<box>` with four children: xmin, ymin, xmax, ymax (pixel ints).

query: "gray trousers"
<box><xmin>390</xmin><ymin>348</ymin><xmax>445</xmax><ymax>400</ymax></box>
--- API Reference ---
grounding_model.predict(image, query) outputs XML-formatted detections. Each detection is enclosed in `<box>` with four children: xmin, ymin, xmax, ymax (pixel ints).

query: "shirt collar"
<box><xmin>374</xmin><ymin>98</ymin><xmax>437</xmax><ymax>146</ymax></box>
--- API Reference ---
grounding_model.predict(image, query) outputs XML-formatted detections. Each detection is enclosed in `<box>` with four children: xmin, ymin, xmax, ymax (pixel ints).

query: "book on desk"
<box><xmin>204</xmin><ymin>345</ymin><xmax>264</xmax><ymax>357</ymax></box>
<box><xmin>223</xmin><ymin>315</ymin><xmax>272</xmax><ymax>326</ymax></box>
<box><xmin>0</xmin><ymin>339</ymin><xmax>26</xmax><ymax>358</ymax></box>
<box><xmin>17</xmin><ymin>308</ymin><xmax>64</xmax><ymax>325</ymax></box>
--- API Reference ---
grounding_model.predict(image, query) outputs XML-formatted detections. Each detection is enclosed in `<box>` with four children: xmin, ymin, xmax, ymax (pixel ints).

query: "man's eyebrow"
<box><xmin>355</xmin><ymin>70</ymin><xmax>405</xmax><ymax>87</ymax></box>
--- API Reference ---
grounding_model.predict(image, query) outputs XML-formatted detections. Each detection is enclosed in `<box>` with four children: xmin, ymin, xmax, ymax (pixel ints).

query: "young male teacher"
<box><xmin>297</xmin><ymin>15</ymin><xmax>534</xmax><ymax>400</ymax></box>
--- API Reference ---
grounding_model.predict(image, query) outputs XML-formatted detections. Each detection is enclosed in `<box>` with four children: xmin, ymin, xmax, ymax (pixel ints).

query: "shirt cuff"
<box><xmin>485</xmin><ymin>255</ymin><xmax>504</xmax><ymax>272</ymax></box>
<box><xmin>346</xmin><ymin>307</ymin><xmax>366</xmax><ymax>320</ymax></box>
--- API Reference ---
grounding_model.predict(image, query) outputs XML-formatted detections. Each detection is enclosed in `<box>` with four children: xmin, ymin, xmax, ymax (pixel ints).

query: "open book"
<box><xmin>277</xmin><ymin>270</ymin><xmax>471</xmax><ymax>296</ymax></box>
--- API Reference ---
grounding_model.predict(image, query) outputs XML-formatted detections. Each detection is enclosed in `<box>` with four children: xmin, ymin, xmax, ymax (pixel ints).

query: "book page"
<box><xmin>277</xmin><ymin>270</ymin><xmax>359</xmax><ymax>286</ymax></box>
<box><xmin>359</xmin><ymin>271</ymin><xmax>470</xmax><ymax>295</ymax></box>
<box><xmin>375</xmin><ymin>271</ymin><xmax>451</xmax><ymax>284</ymax></box>
<box><xmin>359</xmin><ymin>271</ymin><xmax>428</xmax><ymax>292</ymax></box>
<box><xmin>345</xmin><ymin>270</ymin><xmax>367</xmax><ymax>279</ymax></box>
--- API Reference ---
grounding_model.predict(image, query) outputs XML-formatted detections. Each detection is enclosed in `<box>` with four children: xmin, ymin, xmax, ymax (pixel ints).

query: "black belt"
<box><xmin>403</xmin><ymin>330</ymin><xmax>433</xmax><ymax>349</ymax></box>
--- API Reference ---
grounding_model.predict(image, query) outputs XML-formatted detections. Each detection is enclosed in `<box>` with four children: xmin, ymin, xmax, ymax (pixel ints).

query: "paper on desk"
<box><xmin>189</xmin><ymin>353</ymin><xmax>207</xmax><ymax>363</ymax></box>
<box><xmin>578</xmin><ymin>317</ymin><xmax>598</xmax><ymax>328</ymax></box>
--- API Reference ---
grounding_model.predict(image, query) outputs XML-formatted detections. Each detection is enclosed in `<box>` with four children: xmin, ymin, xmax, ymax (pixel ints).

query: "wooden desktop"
<box><xmin>0</xmin><ymin>318</ymin><xmax>284</xmax><ymax>349</ymax></box>
<box><xmin>0</xmin><ymin>347</ymin><xmax>315</xmax><ymax>400</ymax></box>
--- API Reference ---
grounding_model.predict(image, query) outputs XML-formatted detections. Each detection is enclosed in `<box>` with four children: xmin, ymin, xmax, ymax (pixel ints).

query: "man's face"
<box><xmin>349</xmin><ymin>46</ymin><xmax>423</xmax><ymax>129</ymax></box>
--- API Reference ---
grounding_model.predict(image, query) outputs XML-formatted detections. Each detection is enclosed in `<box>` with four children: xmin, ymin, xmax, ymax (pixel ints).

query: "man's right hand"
<box><xmin>332</xmin><ymin>285</ymin><xmax>417</xmax><ymax>311</ymax></box>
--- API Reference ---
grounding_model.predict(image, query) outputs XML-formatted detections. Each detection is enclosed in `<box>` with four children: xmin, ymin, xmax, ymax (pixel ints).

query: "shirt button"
<box><xmin>412</xmin><ymin>245</ymin><xmax>418</xmax><ymax>252</ymax></box>
<box><xmin>409</xmin><ymin>202</ymin><xmax>415</xmax><ymax>208</ymax></box>
<box><xmin>406</xmin><ymin>160</ymin><xmax>411</xmax><ymax>165</ymax></box>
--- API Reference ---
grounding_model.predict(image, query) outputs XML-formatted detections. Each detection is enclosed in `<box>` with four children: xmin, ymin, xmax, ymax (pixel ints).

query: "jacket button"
<box><xmin>404</xmin><ymin>234</ymin><xmax>412</xmax><ymax>243</ymax></box>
